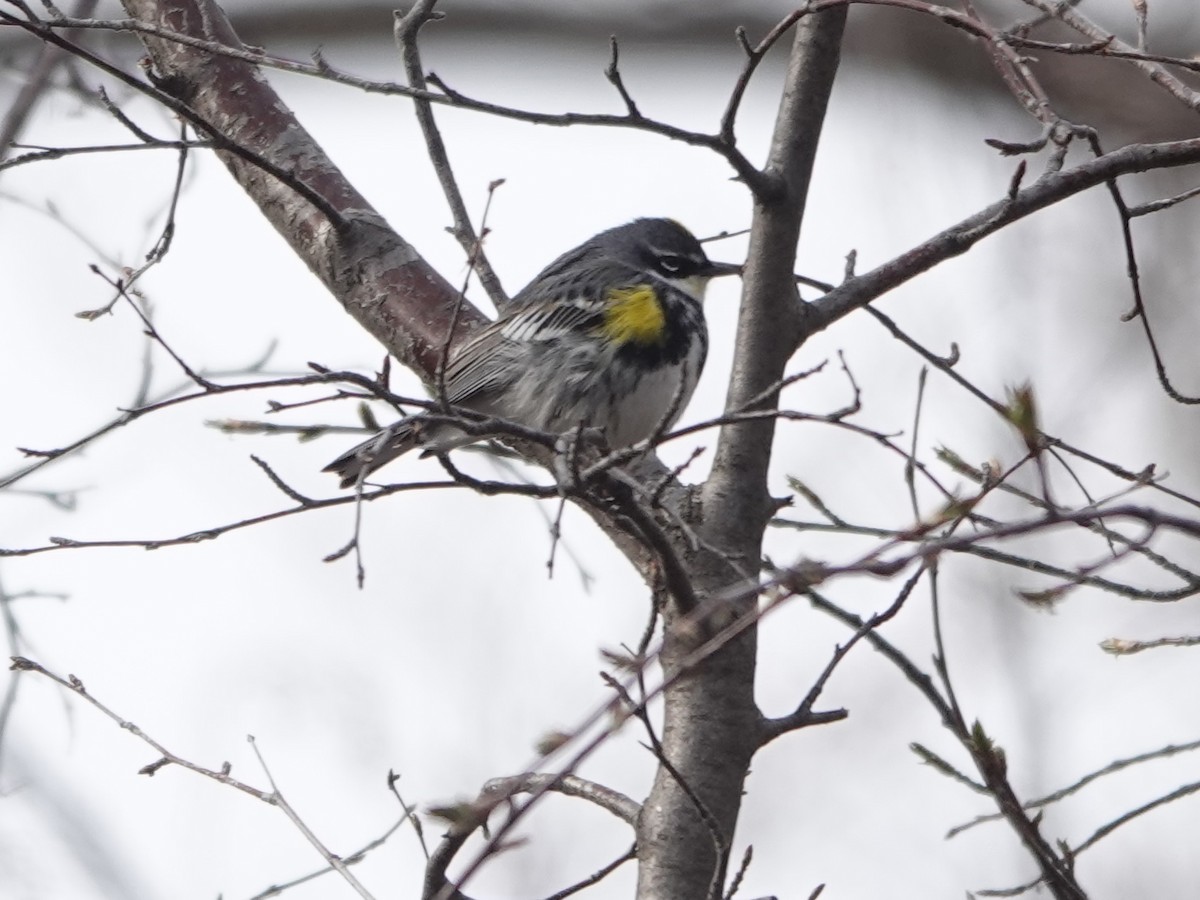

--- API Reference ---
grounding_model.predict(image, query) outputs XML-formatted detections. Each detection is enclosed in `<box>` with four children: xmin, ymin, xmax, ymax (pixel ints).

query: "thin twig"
<box><xmin>393</xmin><ymin>2</ymin><xmax>507</xmax><ymax>308</ymax></box>
<box><xmin>247</xmin><ymin>736</ymin><xmax>377</xmax><ymax>900</ymax></box>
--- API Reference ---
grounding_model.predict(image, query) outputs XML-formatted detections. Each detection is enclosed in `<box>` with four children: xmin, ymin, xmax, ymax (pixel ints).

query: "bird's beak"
<box><xmin>700</xmin><ymin>260</ymin><xmax>743</xmax><ymax>278</ymax></box>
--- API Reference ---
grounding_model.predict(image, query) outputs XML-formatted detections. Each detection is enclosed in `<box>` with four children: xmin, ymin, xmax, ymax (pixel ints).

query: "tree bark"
<box><xmin>118</xmin><ymin>3</ymin><xmax>849</xmax><ymax>897</ymax></box>
<box><xmin>119</xmin><ymin>0</ymin><xmax>487</xmax><ymax>380</ymax></box>
<box><xmin>635</xmin><ymin>9</ymin><xmax>848</xmax><ymax>900</ymax></box>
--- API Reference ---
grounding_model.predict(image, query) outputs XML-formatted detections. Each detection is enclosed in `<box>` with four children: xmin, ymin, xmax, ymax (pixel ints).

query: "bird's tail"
<box><xmin>323</xmin><ymin>415</ymin><xmax>479</xmax><ymax>488</ymax></box>
<box><xmin>322</xmin><ymin>419</ymin><xmax>424</xmax><ymax>489</ymax></box>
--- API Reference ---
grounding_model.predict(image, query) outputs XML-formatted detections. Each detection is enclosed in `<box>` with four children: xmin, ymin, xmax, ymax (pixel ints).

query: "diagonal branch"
<box><xmin>116</xmin><ymin>0</ymin><xmax>488</xmax><ymax>382</ymax></box>
<box><xmin>806</xmin><ymin>137</ymin><xmax>1200</xmax><ymax>339</ymax></box>
<box><xmin>394</xmin><ymin>1</ymin><xmax>507</xmax><ymax>309</ymax></box>
<box><xmin>0</xmin><ymin>0</ymin><xmax>99</xmax><ymax>165</ymax></box>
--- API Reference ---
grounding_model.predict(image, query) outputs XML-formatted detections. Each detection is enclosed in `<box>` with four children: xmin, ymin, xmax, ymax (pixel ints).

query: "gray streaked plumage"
<box><xmin>324</xmin><ymin>218</ymin><xmax>739</xmax><ymax>488</ymax></box>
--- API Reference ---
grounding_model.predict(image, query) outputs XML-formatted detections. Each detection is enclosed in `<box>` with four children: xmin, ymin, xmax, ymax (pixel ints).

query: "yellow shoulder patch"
<box><xmin>600</xmin><ymin>284</ymin><xmax>666</xmax><ymax>346</ymax></box>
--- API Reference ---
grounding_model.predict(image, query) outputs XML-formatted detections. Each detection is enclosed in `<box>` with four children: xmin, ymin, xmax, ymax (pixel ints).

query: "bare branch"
<box><xmin>394</xmin><ymin>2</ymin><xmax>507</xmax><ymax>309</ymax></box>
<box><xmin>246</xmin><ymin>814</ymin><xmax>410</xmax><ymax>900</ymax></box>
<box><xmin>539</xmin><ymin>846</ymin><xmax>636</xmax><ymax>900</ymax></box>
<box><xmin>949</xmin><ymin>737</ymin><xmax>1200</xmax><ymax>837</ymax></box>
<box><xmin>604</xmin><ymin>37</ymin><xmax>642</xmax><ymax>118</ymax></box>
<box><xmin>246</xmin><ymin>736</ymin><xmax>378</xmax><ymax>900</ymax></box>
<box><xmin>1016</xmin><ymin>0</ymin><xmax>1200</xmax><ymax>109</ymax></box>
<box><xmin>110</xmin><ymin>0</ymin><xmax>488</xmax><ymax>382</ymax></box>
<box><xmin>758</xmin><ymin>566</ymin><xmax>923</xmax><ymax>746</ymax></box>
<box><xmin>809</xmin><ymin>138</ymin><xmax>1200</xmax><ymax>339</ymax></box>
<box><xmin>0</xmin><ymin>0</ymin><xmax>98</xmax><ymax>164</ymax></box>
<box><xmin>1101</xmin><ymin>634</ymin><xmax>1200</xmax><ymax>655</ymax></box>
<box><xmin>481</xmin><ymin>773</ymin><xmax>640</xmax><ymax>825</ymax></box>
<box><xmin>720</xmin><ymin>12</ymin><xmax>806</xmax><ymax>145</ymax></box>
<box><xmin>423</xmin><ymin>773</ymin><xmax>639</xmax><ymax>900</ymax></box>
<box><xmin>0</xmin><ymin>137</ymin><xmax>213</xmax><ymax>172</ymax></box>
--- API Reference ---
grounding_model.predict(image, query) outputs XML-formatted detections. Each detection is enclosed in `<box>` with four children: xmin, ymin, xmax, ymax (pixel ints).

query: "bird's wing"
<box><xmin>442</xmin><ymin>294</ymin><xmax>605</xmax><ymax>404</ymax></box>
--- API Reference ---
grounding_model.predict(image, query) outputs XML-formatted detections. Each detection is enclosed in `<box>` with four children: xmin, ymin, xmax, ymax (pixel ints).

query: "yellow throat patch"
<box><xmin>601</xmin><ymin>285</ymin><xmax>666</xmax><ymax>346</ymax></box>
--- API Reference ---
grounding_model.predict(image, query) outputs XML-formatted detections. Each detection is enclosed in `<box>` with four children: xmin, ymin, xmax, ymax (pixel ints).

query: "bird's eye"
<box><xmin>656</xmin><ymin>254</ymin><xmax>687</xmax><ymax>275</ymax></box>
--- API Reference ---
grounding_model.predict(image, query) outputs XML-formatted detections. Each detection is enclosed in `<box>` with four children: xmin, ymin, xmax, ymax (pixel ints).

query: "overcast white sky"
<box><xmin>3</xmin><ymin>5</ymin><xmax>1200</xmax><ymax>900</ymax></box>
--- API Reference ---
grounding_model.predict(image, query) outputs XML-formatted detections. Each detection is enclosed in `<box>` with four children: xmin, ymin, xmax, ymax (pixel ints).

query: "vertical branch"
<box><xmin>637</xmin><ymin>8</ymin><xmax>849</xmax><ymax>900</ymax></box>
<box><xmin>704</xmin><ymin>6</ymin><xmax>847</xmax><ymax>528</ymax></box>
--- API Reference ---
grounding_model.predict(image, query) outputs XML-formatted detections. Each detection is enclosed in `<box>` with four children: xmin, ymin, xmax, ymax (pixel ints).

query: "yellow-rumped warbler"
<box><xmin>324</xmin><ymin>218</ymin><xmax>740</xmax><ymax>487</ymax></box>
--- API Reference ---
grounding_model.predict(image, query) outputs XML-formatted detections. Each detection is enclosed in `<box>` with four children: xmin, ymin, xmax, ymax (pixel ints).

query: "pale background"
<box><xmin>2</xmin><ymin>1</ymin><xmax>1200</xmax><ymax>898</ymax></box>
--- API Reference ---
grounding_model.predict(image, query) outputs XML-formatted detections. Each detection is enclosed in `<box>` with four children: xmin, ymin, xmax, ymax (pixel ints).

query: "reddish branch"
<box><xmin>111</xmin><ymin>0</ymin><xmax>488</xmax><ymax>382</ymax></box>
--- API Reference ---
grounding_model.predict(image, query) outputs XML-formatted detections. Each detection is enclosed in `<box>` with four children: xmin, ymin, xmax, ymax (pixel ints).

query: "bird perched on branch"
<box><xmin>324</xmin><ymin>217</ymin><xmax>740</xmax><ymax>488</ymax></box>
